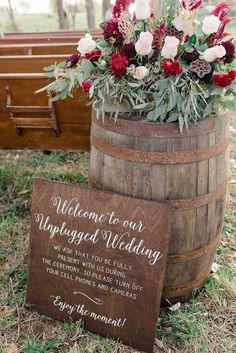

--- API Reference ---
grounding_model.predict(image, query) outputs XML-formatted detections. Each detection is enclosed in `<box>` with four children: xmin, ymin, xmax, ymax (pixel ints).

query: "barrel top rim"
<box><xmin>92</xmin><ymin>111</ymin><xmax>229</xmax><ymax>138</ymax></box>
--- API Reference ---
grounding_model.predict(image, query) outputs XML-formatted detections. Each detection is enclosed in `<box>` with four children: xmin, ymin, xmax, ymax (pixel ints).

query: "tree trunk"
<box><xmin>86</xmin><ymin>0</ymin><xmax>95</xmax><ymax>30</ymax></box>
<box><xmin>71</xmin><ymin>0</ymin><xmax>78</xmax><ymax>28</ymax></box>
<box><xmin>56</xmin><ymin>0</ymin><xmax>70</xmax><ymax>29</ymax></box>
<box><xmin>7</xmin><ymin>0</ymin><xmax>18</xmax><ymax>31</ymax></box>
<box><xmin>102</xmin><ymin>0</ymin><xmax>111</xmax><ymax>20</ymax></box>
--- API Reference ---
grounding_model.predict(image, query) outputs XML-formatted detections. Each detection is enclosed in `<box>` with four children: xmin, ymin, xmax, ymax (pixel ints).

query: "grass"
<box><xmin>0</xmin><ymin>117</ymin><xmax>235</xmax><ymax>353</ymax></box>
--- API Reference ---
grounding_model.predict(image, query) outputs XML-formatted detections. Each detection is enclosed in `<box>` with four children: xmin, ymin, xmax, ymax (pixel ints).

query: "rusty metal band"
<box><xmin>92</xmin><ymin>110</ymin><xmax>230</xmax><ymax>139</ymax></box>
<box><xmin>88</xmin><ymin>174</ymin><xmax>228</xmax><ymax>210</ymax></box>
<box><xmin>167</xmin><ymin>234</ymin><xmax>220</xmax><ymax>263</ymax></box>
<box><xmin>162</xmin><ymin>268</ymin><xmax>211</xmax><ymax>294</ymax></box>
<box><xmin>90</xmin><ymin>134</ymin><xmax>229</xmax><ymax>165</ymax></box>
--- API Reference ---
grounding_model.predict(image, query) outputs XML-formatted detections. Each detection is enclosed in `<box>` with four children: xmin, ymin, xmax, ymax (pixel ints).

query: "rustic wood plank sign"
<box><xmin>26</xmin><ymin>178</ymin><xmax>172</xmax><ymax>353</ymax></box>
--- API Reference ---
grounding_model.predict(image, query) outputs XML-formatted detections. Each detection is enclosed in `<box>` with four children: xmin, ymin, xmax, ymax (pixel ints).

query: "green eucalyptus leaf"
<box><xmin>167</xmin><ymin>113</ymin><xmax>179</xmax><ymax>123</ymax></box>
<box><xmin>57</xmin><ymin>61</ymin><xmax>67</xmax><ymax>68</ymax></box>
<box><xmin>185</xmin><ymin>47</ymin><xmax>195</xmax><ymax>53</ymax></box>
<box><xmin>210</xmin><ymin>87</ymin><xmax>224</xmax><ymax>96</ymax></box>
<box><xmin>147</xmin><ymin>110</ymin><xmax>155</xmax><ymax>121</ymax></box>
<box><xmin>81</xmin><ymin>59</ymin><xmax>94</xmax><ymax>76</ymax></box>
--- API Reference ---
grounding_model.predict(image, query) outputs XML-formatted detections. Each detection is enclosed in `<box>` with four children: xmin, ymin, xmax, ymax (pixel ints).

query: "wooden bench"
<box><xmin>0</xmin><ymin>73</ymin><xmax>91</xmax><ymax>151</ymax></box>
<box><xmin>0</xmin><ymin>33</ymin><xmax>102</xmax><ymax>45</ymax></box>
<box><xmin>0</xmin><ymin>36</ymin><xmax>84</xmax><ymax>45</ymax></box>
<box><xmin>0</xmin><ymin>43</ymin><xmax>78</xmax><ymax>55</ymax></box>
<box><xmin>0</xmin><ymin>55</ymin><xmax>69</xmax><ymax>73</ymax></box>
<box><xmin>4</xmin><ymin>29</ymin><xmax>101</xmax><ymax>38</ymax></box>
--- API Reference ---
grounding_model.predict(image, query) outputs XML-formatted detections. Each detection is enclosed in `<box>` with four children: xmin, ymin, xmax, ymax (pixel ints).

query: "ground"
<box><xmin>0</xmin><ymin>116</ymin><xmax>235</xmax><ymax>353</ymax></box>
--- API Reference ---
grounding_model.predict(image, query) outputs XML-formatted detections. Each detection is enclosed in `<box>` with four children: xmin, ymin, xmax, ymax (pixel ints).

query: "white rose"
<box><xmin>173</xmin><ymin>16</ymin><xmax>184</xmax><ymax>31</ymax></box>
<box><xmin>135</xmin><ymin>0</ymin><xmax>151</xmax><ymax>20</ymax></box>
<box><xmin>134</xmin><ymin>66</ymin><xmax>149</xmax><ymax>80</ymax></box>
<box><xmin>215</xmin><ymin>45</ymin><xmax>226</xmax><ymax>58</ymax></box>
<box><xmin>203</xmin><ymin>45</ymin><xmax>226</xmax><ymax>62</ymax></box>
<box><xmin>202</xmin><ymin>15</ymin><xmax>221</xmax><ymax>35</ymax></box>
<box><xmin>161</xmin><ymin>36</ymin><xmax>180</xmax><ymax>59</ymax></box>
<box><xmin>135</xmin><ymin>31</ymin><xmax>153</xmax><ymax>56</ymax></box>
<box><xmin>77</xmin><ymin>33</ymin><xmax>96</xmax><ymax>54</ymax></box>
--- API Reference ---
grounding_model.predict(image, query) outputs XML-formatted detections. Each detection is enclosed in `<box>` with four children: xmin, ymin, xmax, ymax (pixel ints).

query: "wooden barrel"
<box><xmin>88</xmin><ymin>111</ymin><xmax>230</xmax><ymax>302</ymax></box>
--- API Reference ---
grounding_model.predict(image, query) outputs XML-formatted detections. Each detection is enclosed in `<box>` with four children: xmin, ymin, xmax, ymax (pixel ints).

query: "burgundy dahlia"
<box><xmin>66</xmin><ymin>54</ymin><xmax>80</xmax><ymax>68</ymax></box>
<box><xmin>120</xmin><ymin>43</ymin><xmax>136</xmax><ymax>62</ymax></box>
<box><xmin>102</xmin><ymin>20</ymin><xmax>123</xmax><ymax>46</ymax></box>
<box><xmin>184</xmin><ymin>49</ymin><xmax>200</xmax><ymax>63</ymax></box>
<box><xmin>221</xmin><ymin>40</ymin><xmax>235</xmax><ymax>64</ymax></box>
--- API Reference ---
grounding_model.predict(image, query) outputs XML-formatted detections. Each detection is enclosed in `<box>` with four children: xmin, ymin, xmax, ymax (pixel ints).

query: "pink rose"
<box><xmin>135</xmin><ymin>32</ymin><xmax>153</xmax><ymax>56</ymax></box>
<box><xmin>161</xmin><ymin>36</ymin><xmax>180</xmax><ymax>59</ymax></box>
<box><xmin>134</xmin><ymin>66</ymin><xmax>149</xmax><ymax>80</ymax></box>
<box><xmin>136</xmin><ymin>0</ymin><xmax>151</xmax><ymax>20</ymax></box>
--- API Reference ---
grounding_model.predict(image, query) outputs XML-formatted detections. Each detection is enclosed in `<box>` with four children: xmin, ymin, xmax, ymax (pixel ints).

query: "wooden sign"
<box><xmin>26</xmin><ymin>178</ymin><xmax>172</xmax><ymax>353</ymax></box>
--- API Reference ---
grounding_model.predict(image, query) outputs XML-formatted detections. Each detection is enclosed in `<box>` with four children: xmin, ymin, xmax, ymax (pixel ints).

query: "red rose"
<box><xmin>110</xmin><ymin>53</ymin><xmax>129</xmax><ymax>78</ymax></box>
<box><xmin>213</xmin><ymin>70</ymin><xmax>236</xmax><ymax>87</ymax></box>
<box><xmin>163</xmin><ymin>60</ymin><xmax>183</xmax><ymax>76</ymax></box>
<box><xmin>82</xmin><ymin>80</ymin><xmax>93</xmax><ymax>92</ymax></box>
<box><xmin>85</xmin><ymin>50</ymin><xmax>102</xmax><ymax>63</ymax></box>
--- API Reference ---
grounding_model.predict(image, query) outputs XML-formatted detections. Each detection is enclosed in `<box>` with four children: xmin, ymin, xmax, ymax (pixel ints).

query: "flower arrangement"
<box><xmin>41</xmin><ymin>0</ymin><xmax>236</xmax><ymax>130</ymax></box>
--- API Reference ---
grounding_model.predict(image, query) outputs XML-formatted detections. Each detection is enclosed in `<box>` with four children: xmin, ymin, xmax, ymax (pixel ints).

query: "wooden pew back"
<box><xmin>4</xmin><ymin>29</ymin><xmax>101</xmax><ymax>38</ymax></box>
<box><xmin>0</xmin><ymin>37</ymin><xmax>82</xmax><ymax>44</ymax></box>
<box><xmin>0</xmin><ymin>43</ymin><xmax>78</xmax><ymax>55</ymax></box>
<box><xmin>0</xmin><ymin>73</ymin><xmax>91</xmax><ymax>151</ymax></box>
<box><xmin>0</xmin><ymin>33</ymin><xmax>102</xmax><ymax>45</ymax></box>
<box><xmin>0</xmin><ymin>55</ymin><xmax>69</xmax><ymax>73</ymax></box>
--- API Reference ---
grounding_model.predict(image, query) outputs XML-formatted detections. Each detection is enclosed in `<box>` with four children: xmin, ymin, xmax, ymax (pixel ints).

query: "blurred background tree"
<box><xmin>85</xmin><ymin>0</ymin><xmax>95</xmax><ymax>29</ymax></box>
<box><xmin>0</xmin><ymin>0</ymin><xmax>235</xmax><ymax>33</ymax></box>
<box><xmin>56</xmin><ymin>0</ymin><xmax>70</xmax><ymax>29</ymax></box>
<box><xmin>6</xmin><ymin>0</ymin><xmax>18</xmax><ymax>31</ymax></box>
